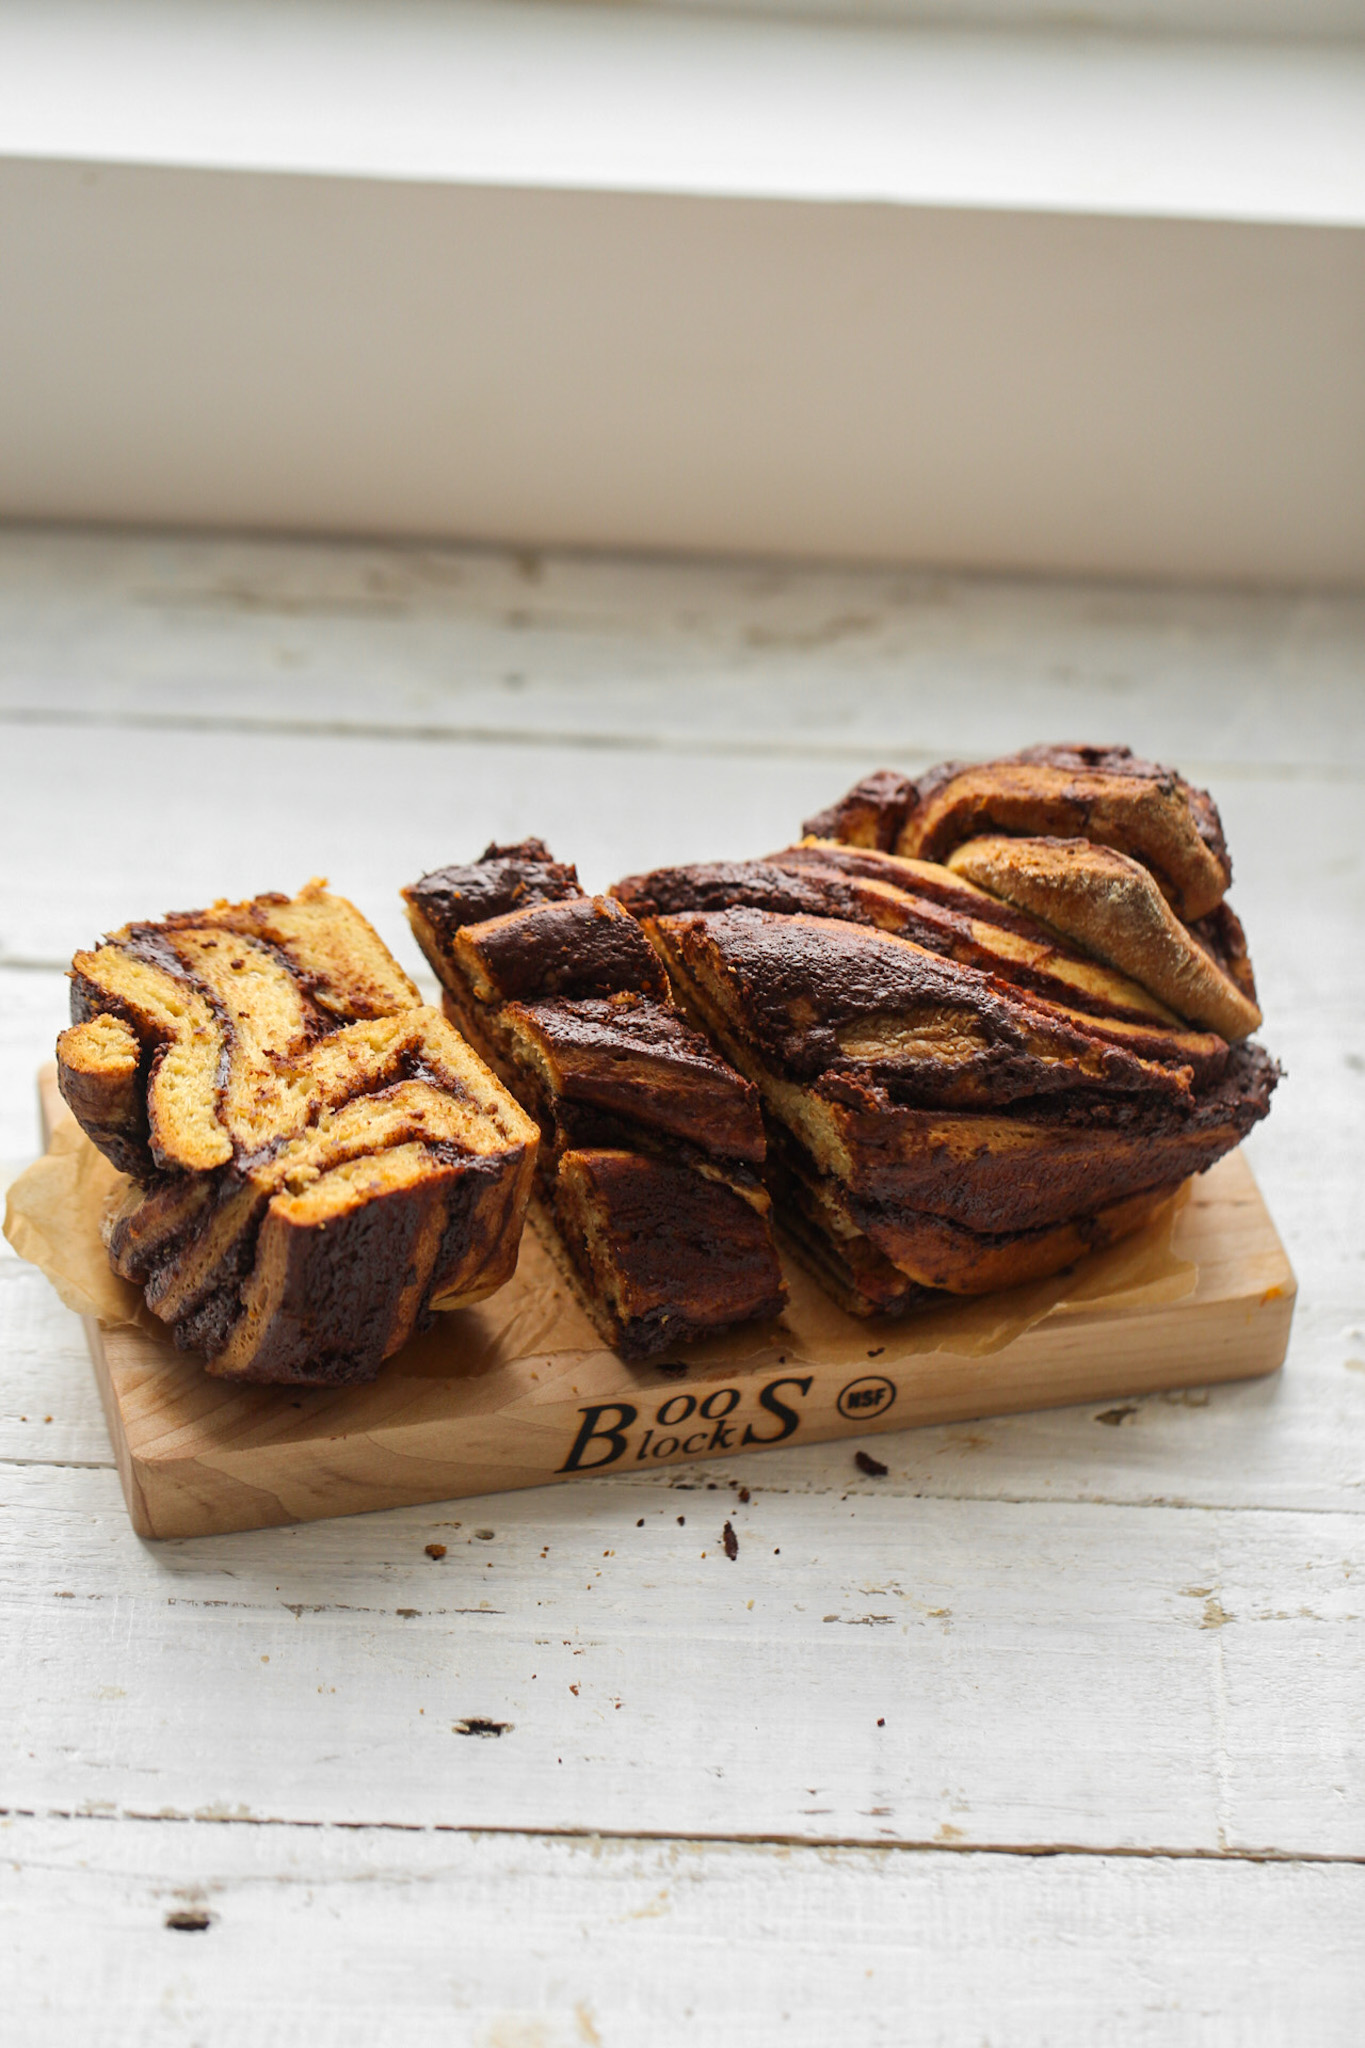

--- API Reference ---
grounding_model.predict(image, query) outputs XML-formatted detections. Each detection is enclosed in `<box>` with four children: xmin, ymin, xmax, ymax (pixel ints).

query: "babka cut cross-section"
<box><xmin>403</xmin><ymin>842</ymin><xmax>787</xmax><ymax>1359</ymax></box>
<box><xmin>57</xmin><ymin>880</ymin><xmax>539</xmax><ymax>1385</ymax></box>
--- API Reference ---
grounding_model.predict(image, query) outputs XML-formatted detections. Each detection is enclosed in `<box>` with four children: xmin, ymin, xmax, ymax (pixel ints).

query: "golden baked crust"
<box><xmin>404</xmin><ymin>843</ymin><xmax>787</xmax><ymax>1359</ymax></box>
<box><xmin>804</xmin><ymin>745</ymin><xmax>1232</xmax><ymax>921</ymax></box>
<box><xmin>59</xmin><ymin>881</ymin><xmax>538</xmax><ymax>1385</ymax></box>
<box><xmin>945</xmin><ymin>835</ymin><xmax>1262</xmax><ymax>1041</ymax></box>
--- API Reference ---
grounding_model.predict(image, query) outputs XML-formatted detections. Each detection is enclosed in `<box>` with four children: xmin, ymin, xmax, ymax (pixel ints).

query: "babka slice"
<box><xmin>403</xmin><ymin>842</ymin><xmax>787</xmax><ymax>1359</ymax></box>
<box><xmin>57</xmin><ymin>881</ymin><xmax>539</xmax><ymax>1385</ymax></box>
<box><xmin>614</xmin><ymin>755</ymin><xmax>1277</xmax><ymax>1316</ymax></box>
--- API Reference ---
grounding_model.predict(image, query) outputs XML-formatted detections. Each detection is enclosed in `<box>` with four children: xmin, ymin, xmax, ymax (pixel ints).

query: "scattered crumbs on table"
<box><xmin>165</xmin><ymin>1910</ymin><xmax>212</xmax><ymax>1933</ymax></box>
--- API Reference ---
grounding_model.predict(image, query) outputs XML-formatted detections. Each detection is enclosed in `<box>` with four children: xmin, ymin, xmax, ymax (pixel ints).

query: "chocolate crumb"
<box><xmin>722</xmin><ymin>1521</ymin><xmax>739</xmax><ymax>1561</ymax></box>
<box><xmin>677</xmin><ymin>1515</ymin><xmax>685</xmax><ymax>1525</ymax></box>
<box><xmin>637</xmin><ymin>1518</ymin><xmax>645</xmax><ymax>1527</ymax></box>
<box><xmin>738</xmin><ymin>1486</ymin><xmax>750</xmax><ymax>1503</ymax></box>
<box><xmin>425</xmin><ymin>1543</ymin><xmax>447</xmax><ymax>1560</ymax></box>
<box><xmin>165</xmin><ymin>1909</ymin><xmax>212</xmax><ymax>1933</ymax></box>
<box><xmin>855</xmin><ymin>1450</ymin><xmax>888</xmax><ymax>1477</ymax></box>
<box><xmin>877</xmin><ymin>1717</ymin><xmax>885</xmax><ymax>1727</ymax></box>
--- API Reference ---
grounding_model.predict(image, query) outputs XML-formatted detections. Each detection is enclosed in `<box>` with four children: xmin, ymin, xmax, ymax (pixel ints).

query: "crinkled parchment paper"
<box><xmin>5</xmin><ymin>1108</ymin><xmax>1196</xmax><ymax>1376</ymax></box>
<box><xmin>4</xmin><ymin>1115</ymin><xmax>147</xmax><ymax>1326</ymax></box>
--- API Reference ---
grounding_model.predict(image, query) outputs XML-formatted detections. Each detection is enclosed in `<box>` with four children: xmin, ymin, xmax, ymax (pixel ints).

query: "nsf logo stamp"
<box><xmin>836</xmin><ymin>1375</ymin><xmax>897</xmax><ymax>1423</ymax></box>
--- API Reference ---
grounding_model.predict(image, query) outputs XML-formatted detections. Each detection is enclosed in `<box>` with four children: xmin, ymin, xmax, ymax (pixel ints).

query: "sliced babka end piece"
<box><xmin>55</xmin><ymin>1013</ymin><xmax>150</xmax><ymax>1177</ymax></box>
<box><xmin>806</xmin><ymin>748</ymin><xmax>1232</xmax><ymax>920</ymax></box>
<box><xmin>945</xmin><ymin>835</ymin><xmax>1262</xmax><ymax>1040</ymax></box>
<box><xmin>61</xmin><ymin>883</ymin><xmax>541</xmax><ymax>1384</ymax></box>
<box><xmin>549</xmin><ymin>1148</ymin><xmax>787</xmax><ymax>1360</ymax></box>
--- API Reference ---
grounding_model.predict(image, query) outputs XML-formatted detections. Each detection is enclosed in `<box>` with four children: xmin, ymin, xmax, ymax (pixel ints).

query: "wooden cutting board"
<box><xmin>33</xmin><ymin>1072</ymin><xmax>1295</xmax><ymax>1540</ymax></box>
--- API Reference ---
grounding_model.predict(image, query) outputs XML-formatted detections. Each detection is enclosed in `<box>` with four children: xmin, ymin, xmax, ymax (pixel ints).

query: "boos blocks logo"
<box><xmin>556</xmin><ymin>1372</ymin><xmax>898</xmax><ymax>1473</ymax></box>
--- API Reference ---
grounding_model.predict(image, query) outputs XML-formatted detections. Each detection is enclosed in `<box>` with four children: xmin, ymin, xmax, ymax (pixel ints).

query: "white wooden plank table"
<box><xmin>1</xmin><ymin>527</ymin><xmax>1362</xmax><ymax>2044</ymax></box>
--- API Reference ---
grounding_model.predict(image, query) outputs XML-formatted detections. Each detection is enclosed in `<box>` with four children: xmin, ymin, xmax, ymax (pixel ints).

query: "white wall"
<box><xmin>2</xmin><ymin>2</ymin><xmax>1362</xmax><ymax>583</ymax></box>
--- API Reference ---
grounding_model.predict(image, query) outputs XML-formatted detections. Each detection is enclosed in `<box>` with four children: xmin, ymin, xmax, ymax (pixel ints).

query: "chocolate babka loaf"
<box><xmin>57</xmin><ymin>881</ymin><xmax>539</xmax><ymax>1384</ymax></box>
<box><xmin>614</xmin><ymin>748</ymin><xmax>1277</xmax><ymax>1316</ymax></box>
<box><xmin>403</xmin><ymin>843</ymin><xmax>787</xmax><ymax>1359</ymax></box>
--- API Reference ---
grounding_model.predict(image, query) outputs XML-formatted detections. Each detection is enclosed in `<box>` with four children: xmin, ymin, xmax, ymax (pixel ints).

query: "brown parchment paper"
<box><xmin>3</xmin><ymin>1115</ymin><xmax>151</xmax><ymax>1326</ymax></box>
<box><xmin>4</xmin><ymin>1103</ymin><xmax>1197</xmax><ymax>1378</ymax></box>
